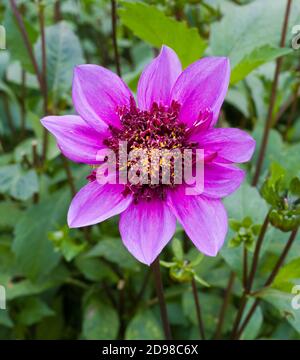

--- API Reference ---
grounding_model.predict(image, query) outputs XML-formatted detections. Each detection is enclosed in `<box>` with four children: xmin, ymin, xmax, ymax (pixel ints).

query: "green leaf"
<box><xmin>0</xmin><ymin>164</ymin><xmax>38</xmax><ymax>201</ymax></box>
<box><xmin>222</xmin><ymin>183</ymin><xmax>268</xmax><ymax>277</ymax></box>
<box><xmin>35</xmin><ymin>21</ymin><xmax>84</xmax><ymax>101</ymax></box>
<box><xmin>27</xmin><ymin>112</ymin><xmax>60</xmax><ymax>160</ymax></box>
<box><xmin>230</xmin><ymin>46</ymin><xmax>292</xmax><ymax>85</ymax></box>
<box><xmin>224</xmin><ymin>182</ymin><xmax>268</xmax><ymax>223</ymax></box>
<box><xmin>85</xmin><ymin>238</ymin><xmax>139</xmax><ymax>271</ymax></box>
<box><xmin>119</xmin><ymin>1</ymin><xmax>206</xmax><ymax>68</ymax></box>
<box><xmin>125</xmin><ymin>309</ymin><xmax>163</xmax><ymax>340</ymax></box>
<box><xmin>289</xmin><ymin>178</ymin><xmax>300</xmax><ymax>197</ymax></box>
<box><xmin>35</xmin><ymin>297</ymin><xmax>65</xmax><ymax>340</ymax></box>
<box><xmin>0</xmin><ymin>201</ymin><xmax>22</xmax><ymax>229</ymax></box>
<box><xmin>49</xmin><ymin>227</ymin><xmax>87</xmax><ymax>262</ymax></box>
<box><xmin>252</xmin><ymin>126</ymin><xmax>285</xmax><ymax>179</ymax></box>
<box><xmin>82</xmin><ymin>299</ymin><xmax>119</xmax><ymax>340</ymax></box>
<box><xmin>182</xmin><ymin>291</ymin><xmax>235</xmax><ymax>338</ymax></box>
<box><xmin>75</xmin><ymin>257</ymin><xmax>118</xmax><ymax>283</ymax></box>
<box><xmin>17</xmin><ymin>298</ymin><xmax>54</xmax><ymax>326</ymax></box>
<box><xmin>0</xmin><ymin>311</ymin><xmax>13</xmax><ymax>328</ymax></box>
<box><xmin>272</xmin><ymin>258</ymin><xmax>300</xmax><ymax>292</ymax></box>
<box><xmin>0</xmin><ymin>236</ymin><xmax>15</xmax><ymax>273</ymax></box>
<box><xmin>240</xmin><ymin>300</ymin><xmax>263</xmax><ymax>340</ymax></box>
<box><xmin>258</xmin><ymin>288</ymin><xmax>300</xmax><ymax>334</ymax></box>
<box><xmin>13</xmin><ymin>191</ymin><xmax>70</xmax><ymax>280</ymax></box>
<box><xmin>171</xmin><ymin>238</ymin><xmax>183</xmax><ymax>260</ymax></box>
<box><xmin>4</xmin><ymin>8</ymin><xmax>38</xmax><ymax>73</ymax></box>
<box><xmin>0</xmin><ymin>264</ymin><xmax>69</xmax><ymax>301</ymax></box>
<box><xmin>211</xmin><ymin>0</ymin><xmax>300</xmax><ymax>68</ymax></box>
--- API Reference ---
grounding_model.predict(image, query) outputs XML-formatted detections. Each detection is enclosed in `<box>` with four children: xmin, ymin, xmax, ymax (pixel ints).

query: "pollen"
<box><xmin>103</xmin><ymin>98</ymin><xmax>197</xmax><ymax>203</ymax></box>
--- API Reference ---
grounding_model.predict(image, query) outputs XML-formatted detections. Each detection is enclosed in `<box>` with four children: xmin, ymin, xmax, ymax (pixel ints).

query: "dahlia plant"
<box><xmin>41</xmin><ymin>46</ymin><xmax>255</xmax><ymax>265</ymax></box>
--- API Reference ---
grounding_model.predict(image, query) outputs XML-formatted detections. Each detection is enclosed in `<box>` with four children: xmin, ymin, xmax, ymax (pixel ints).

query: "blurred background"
<box><xmin>0</xmin><ymin>0</ymin><xmax>300</xmax><ymax>340</ymax></box>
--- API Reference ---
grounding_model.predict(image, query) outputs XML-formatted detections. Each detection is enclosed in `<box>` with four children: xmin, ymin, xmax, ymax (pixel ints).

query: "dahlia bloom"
<box><xmin>41</xmin><ymin>46</ymin><xmax>255</xmax><ymax>265</ymax></box>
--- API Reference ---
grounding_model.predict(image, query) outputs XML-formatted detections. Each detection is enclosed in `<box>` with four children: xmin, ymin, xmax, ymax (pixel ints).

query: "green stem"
<box><xmin>191</xmin><ymin>277</ymin><xmax>206</xmax><ymax>340</ymax></box>
<box><xmin>252</xmin><ymin>0</ymin><xmax>293</xmax><ymax>186</ymax></box>
<box><xmin>236</xmin><ymin>228</ymin><xmax>298</xmax><ymax>338</ymax></box>
<box><xmin>151</xmin><ymin>257</ymin><xmax>172</xmax><ymax>340</ymax></box>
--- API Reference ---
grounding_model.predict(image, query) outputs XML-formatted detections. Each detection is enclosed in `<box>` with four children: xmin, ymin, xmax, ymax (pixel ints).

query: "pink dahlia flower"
<box><xmin>41</xmin><ymin>46</ymin><xmax>255</xmax><ymax>265</ymax></box>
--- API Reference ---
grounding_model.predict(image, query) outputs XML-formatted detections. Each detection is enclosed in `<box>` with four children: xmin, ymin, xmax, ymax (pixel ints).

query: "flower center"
<box><xmin>103</xmin><ymin>98</ymin><xmax>197</xmax><ymax>203</ymax></box>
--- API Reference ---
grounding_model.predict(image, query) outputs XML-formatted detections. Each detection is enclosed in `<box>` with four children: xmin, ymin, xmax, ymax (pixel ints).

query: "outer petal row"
<box><xmin>171</xmin><ymin>57</ymin><xmax>230</xmax><ymax>128</ymax></box>
<box><xmin>137</xmin><ymin>45</ymin><xmax>182</xmax><ymax>110</ymax></box>
<box><xmin>72</xmin><ymin>64</ymin><xmax>133</xmax><ymax>131</ymax></box>
<box><xmin>119</xmin><ymin>199</ymin><xmax>177</xmax><ymax>265</ymax></box>
<box><xmin>168</xmin><ymin>187</ymin><xmax>228</xmax><ymax>256</ymax></box>
<box><xmin>190</xmin><ymin>128</ymin><xmax>256</xmax><ymax>163</ymax></box>
<box><xmin>41</xmin><ymin>115</ymin><xmax>108</xmax><ymax>164</ymax></box>
<box><xmin>68</xmin><ymin>181</ymin><xmax>133</xmax><ymax>228</ymax></box>
<box><xmin>71</xmin><ymin>50</ymin><xmax>230</xmax><ymax>132</ymax></box>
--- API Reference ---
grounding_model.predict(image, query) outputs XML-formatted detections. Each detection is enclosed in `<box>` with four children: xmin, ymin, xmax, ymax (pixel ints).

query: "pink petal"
<box><xmin>68</xmin><ymin>181</ymin><xmax>132</xmax><ymax>228</ymax></box>
<box><xmin>203</xmin><ymin>162</ymin><xmax>245</xmax><ymax>198</ymax></box>
<box><xmin>137</xmin><ymin>45</ymin><xmax>182</xmax><ymax>110</ymax></box>
<box><xmin>168</xmin><ymin>187</ymin><xmax>228</xmax><ymax>256</ymax></box>
<box><xmin>119</xmin><ymin>199</ymin><xmax>176</xmax><ymax>265</ymax></box>
<box><xmin>190</xmin><ymin>128</ymin><xmax>256</xmax><ymax>163</ymax></box>
<box><xmin>171</xmin><ymin>57</ymin><xmax>230</xmax><ymax>127</ymax></box>
<box><xmin>41</xmin><ymin>115</ymin><xmax>109</xmax><ymax>164</ymax></box>
<box><xmin>72</xmin><ymin>65</ymin><xmax>134</xmax><ymax>131</ymax></box>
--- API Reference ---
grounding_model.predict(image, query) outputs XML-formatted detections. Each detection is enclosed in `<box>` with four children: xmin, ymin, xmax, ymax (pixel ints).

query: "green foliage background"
<box><xmin>0</xmin><ymin>0</ymin><xmax>300</xmax><ymax>340</ymax></box>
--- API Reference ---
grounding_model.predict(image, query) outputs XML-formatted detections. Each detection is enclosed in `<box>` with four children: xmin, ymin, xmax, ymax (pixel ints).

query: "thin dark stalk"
<box><xmin>111</xmin><ymin>0</ymin><xmax>121</xmax><ymax>76</ymax></box>
<box><xmin>231</xmin><ymin>213</ymin><xmax>269</xmax><ymax>338</ymax></box>
<box><xmin>236</xmin><ymin>228</ymin><xmax>298</xmax><ymax>338</ymax></box>
<box><xmin>3</xmin><ymin>95</ymin><xmax>15</xmax><ymax>134</ymax></box>
<box><xmin>10</xmin><ymin>0</ymin><xmax>49</xmax><ymax>164</ymax></box>
<box><xmin>33</xmin><ymin>193</ymin><xmax>39</xmax><ymax>204</ymax></box>
<box><xmin>54</xmin><ymin>0</ymin><xmax>62</xmax><ymax>22</ymax></box>
<box><xmin>9</xmin><ymin>0</ymin><xmax>43</xmax><ymax>89</ymax></box>
<box><xmin>62</xmin><ymin>157</ymin><xmax>76</xmax><ymax>197</ymax></box>
<box><xmin>102</xmin><ymin>280</ymin><xmax>118</xmax><ymax>308</ymax></box>
<box><xmin>151</xmin><ymin>258</ymin><xmax>172</xmax><ymax>340</ymax></box>
<box><xmin>21</xmin><ymin>152</ymin><xmax>31</xmax><ymax>168</ymax></box>
<box><xmin>231</xmin><ymin>293</ymin><xmax>248</xmax><ymax>339</ymax></box>
<box><xmin>38</xmin><ymin>0</ymin><xmax>49</xmax><ymax>162</ymax></box>
<box><xmin>246</xmin><ymin>214</ymin><xmax>270</xmax><ymax>292</ymax></box>
<box><xmin>20</xmin><ymin>70</ymin><xmax>26</xmax><ymax>138</ymax></box>
<box><xmin>252</xmin><ymin>0</ymin><xmax>293</xmax><ymax>186</ymax></box>
<box><xmin>243</xmin><ymin>246</ymin><xmax>248</xmax><ymax>289</ymax></box>
<box><xmin>117</xmin><ymin>279</ymin><xmax>126</xmax><ymax>339</ymax></box>
<box><xmin>191</xmin><ymin>278</ymin><xmax>206</xmax><ymax>340</ymax></box>
<box><xmin>214</xmin><ymin>271</ymin><xmax>236</xmax><ymax>339</ymax></box>
<box><xmin>31</xmin><ymin>140</ymin><xmax>39</xmax><ymax>168</ymax></box>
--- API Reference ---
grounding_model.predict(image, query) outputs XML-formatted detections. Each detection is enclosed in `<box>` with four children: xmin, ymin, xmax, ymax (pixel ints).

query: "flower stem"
<box><xmin>214</xmin><ymin>271</ymin><xmax>236</xmax><ymax>339</ymax></box>
<box><xmin>62</xmin><ymin>157</ymin><xmax>76</xmax><ymax>197</ymax></box>
<box><xmin>20</xmin><ymin>69</ymin><xmax>26</xmax><ymax>138</ymax></box>
<box><xmin>54</xmin><ymin>0</ymin><xmax>62</xmax><ymax>22</ymax></box>
<box><xmin>32</xmin><ymin>140</ymin><xmax>40</xmax><ymax>169</ymax></box>
<box><xmin>151</xmin><ymin>258</ymin><xmax>172</xmax><ymax>340</ymax></box>
<box><xmin>38</xmin><ymin>0</ymin><xmax>49</xmax><ymax>163</ymax></box>
<box><xmin>243</xmin><ymin>246</ymin><xmax>248</xmax><ymax>289</ymax></box>
<box><xmin>246</xmin><ymin>214</ymin><xmax>270</xmax><ymax>292</ymax></box>
<box><xmin>191</xmin><ymin>278</ymin><xmax>206</xmax><ymax>340</ymax></box>
<box><xmin>10</xmin><ymin>0</ymin><xmax>50</xmax><ymax>165</ymax></box>
<box><xmin>111</xmin><ymin>0</ymin><xmax>121</xmax><ymax>77</ymax></box>
<box><xmin>252</xmin><ymin>0</ymin><xmax>293</xmax><ymax>186</ymax></box>
<box><xmin>236</xmin><ymin>228</ymin><xmax>298</xmax><ymax>339</ymax></box>
<box><xmin>231</xmin><ymin>213</ymin><xmax>269</xmax><ymax>338</ymax></box>
<box><xmin>9</xmin><ymin>0</ymin><xmax>43</xmax><ymax>88</ymax></box>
